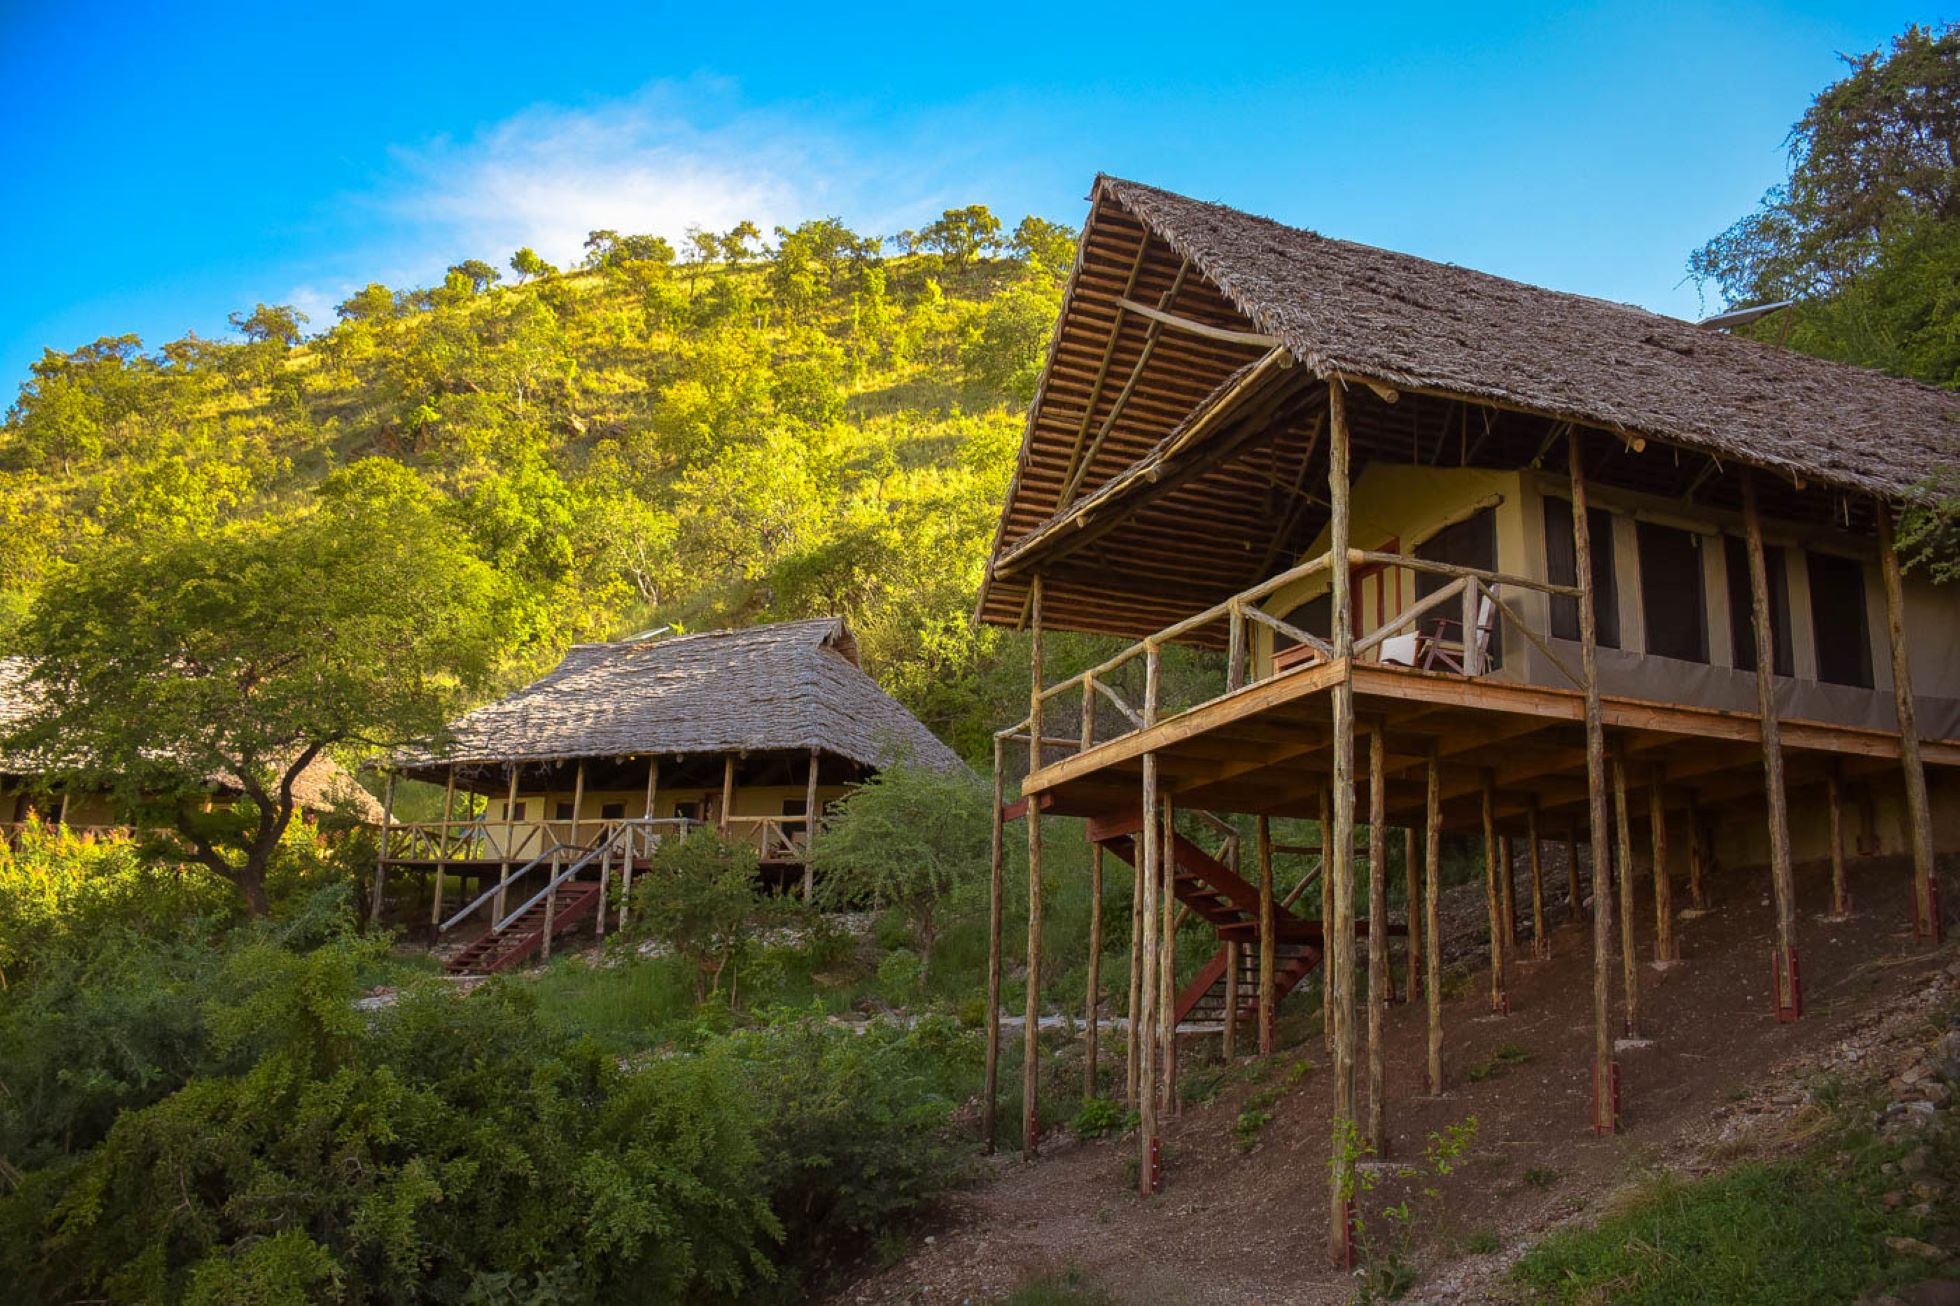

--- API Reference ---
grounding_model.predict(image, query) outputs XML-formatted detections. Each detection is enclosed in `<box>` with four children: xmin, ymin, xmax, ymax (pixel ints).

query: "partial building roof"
<box><xmin>392</xmin><ymin>617</ymin><xmax>962</xmax><ymax>775</ymax></box>
<box><xmin>0</xmin><ymin>656</ymin><xmax>381</xmax><ymax>820</ymax></box>
<box><xmin>977</xmin><ymin>175</ymin><xmax>1960</xmax><ymax>636</ymax></box>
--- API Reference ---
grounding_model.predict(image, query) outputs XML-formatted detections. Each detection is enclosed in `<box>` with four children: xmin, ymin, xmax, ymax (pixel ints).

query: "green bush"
<box><xmin>1071</xmin><ymin>1096</ymin><xmax>1125</xmax><ymax>1140</ymax></box>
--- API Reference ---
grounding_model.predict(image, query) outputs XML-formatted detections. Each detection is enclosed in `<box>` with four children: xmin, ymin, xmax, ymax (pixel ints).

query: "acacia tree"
<box><xmin>806</xmin><ymin>760</ymin><xmax>987</xmax><ymax>982</ymax></box>
<box><xmin>2</xmin><ymin>458</ymin><xmax>508</xmax><ymax>916</ymax></box>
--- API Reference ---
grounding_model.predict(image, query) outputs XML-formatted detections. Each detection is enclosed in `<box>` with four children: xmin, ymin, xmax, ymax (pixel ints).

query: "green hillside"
<box><xmin>0</xmin><ymin>212</ymin><xmax>1074</xmax><ymax>759</ymax></box>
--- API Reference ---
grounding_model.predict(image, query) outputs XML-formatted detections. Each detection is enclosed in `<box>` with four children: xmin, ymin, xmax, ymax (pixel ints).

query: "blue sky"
<box><xmin>0</xmin><ymin>2</ymin><xmax>1928</xmax><ymax>390</ymax></box>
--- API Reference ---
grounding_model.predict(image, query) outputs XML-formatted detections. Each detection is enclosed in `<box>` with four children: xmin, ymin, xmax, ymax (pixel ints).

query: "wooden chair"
<box><xmin>1414</xmin><ymin>594</ymin><xmax>1498</xmax><ymax>674</ymax></box>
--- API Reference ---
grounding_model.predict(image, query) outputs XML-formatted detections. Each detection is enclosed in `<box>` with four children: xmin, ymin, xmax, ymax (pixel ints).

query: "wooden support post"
<box><xmin>1611</xmin><ymin>749</ymin><xmax>1640</xmax><ymax>1038</ymax></box>
<box><xmin>1320</xmin><ymin>782</ymin><xmax>1335</xmax><ymax>1055</ymax></box>
<box><xmin>595</xmin><ymin>834</ymin><xmax>611</xmax><ymax>939</ymax></box>
<box><xmin>1080</xmin><ymin>675</ymin><xmax>1096</xmax><ymax>751</ymax></box>
<box><xmin>1481</xmin><ymin>772</ymin><xmax>1506</xmax><ymax>1014</ymax></box>
<box><xmin>1366</xmin><ymin>721</ymin><xmax>1388</xmax><ymax>1154</ymax></box>
<box><xmin>371</xmin><ymin>771</ymin><xmax>396</xmax><ymax>927</ymax></box>
<box><xmin>1159</xmin><ymin>793</ymin><xmax>1178</xmax><ymax>1115</ymax></box>
<box><xmin>541</xmin><ymin>849</ymin><xmax>558</xmax><ymax>961</ymax></box>
<box><xmin>1257</xmin><ymin>815</ymin><xmax>1276</xmax><ymax>1056</ymax></box>
<box><xmin>624</xmin><ymin>759</ymin><xmax>656</xmax><ymax>931</ymax></box>
<box><xmin>1649</xmin><ymin>767</ymin><xmax>1673</xmax><ymax>963</ymax></box>
<box><xmin>55</xmin><ymin>790</ymin><xmax>69</xmax><ymax>829</ymax></box>
<box><xmin>1023</xmin><ymin>575</ymin><xmax>1046</xmax><ymax>1160</ymax></box>
<box><xmin>1404</xmin><ymin>826</ymin><xmax>1421</xmax><ymax>1002</ymax></box>
<box><xmin>569</xmin><ymin>761</ymin><xmax>588</xmax><ymax>854</ymax></box>
<box><xmin>1085</xmin><ymin>839</ymin><xmax>1104</xmax><ymax>1097</ymax></box>
<box><xmin>1137</xmin><ymin>749</ymin><xmax>1161</xmax><ymax>1194</ymax></box>
<box><xmin>984</xmin><ymin>736</ymin><xmax>1004</xmax><ymax>1152</ymax></box>
<box><xmin>1528</xmin><ymin>801</ymin><xmax>1548</xmax><ymax>960</ymax></box>
<box><xmin>1827</xmin><ymin>762</ymin><xmax>1849</xmax><ymax>918</ymax></box>
<box><xmin>1424</xmin><ymin>743</ymin><xmax>1444</xmax><ymax>1095</ymax></box>
<box><xmin>1566</xmin><ymin>831</ymin><xmax>1582</xmax><ymax>914</ymax></box>
<box><xmin>1227</xmin><ymin>600</ymin><xmax>1246</xmax><ymax>693</ymax></box>
<box><xmin>1742</xmin><ymin>473</ymin><xmax>1801</xmax><ymax>1015</ymax></box>
<box><xmin>1126</xmin><ymin>824</ymin><xmax>1144</xmax><ymax>1109</ymax></box>
<box><xmin>1686</xmin><ymin>793</ymin><xmax>1707</xmax><ymax>912</ymax></box>
<box><xmin>498</xmin><ymin>764</ymin><xmax>518</xmax><ymax>925</ymax></box>
<box><xmin>718</xmin><ymin>754</ymin><xmax>734</xmax><ymax>837</ymax></box>
<box><xmin>802</xmin><ymin>748</ymin><xmax>821</xmax><ymax>900</ymax></box>
<box><xmin>1878</xmin><ymin>502</ymin><xmax>1939</xmax><ymax>943</ymax></box>
<box><xmin>431</xmin><ymin>764</ymin><xmax>456</xmax><ymax>927</ymax></box>
<box><xmin>1570</xmin><ymin>430</ymin><xmax>1617</xmax><ymax>1133</ymax></box>
<box><xmin>1326</xmin><ymin>381</ymin><xmax>1358</xmax><ymax>1267</ymax></box>
<box><xmin>1498</xmin><ymin>833</ymin><xmax>1517</xmax><ymax>950</ymax></box>
<box><xmin>1222</xmin><ymin>940</ymin><xmax>1240</xmax><ymax>1059</ymax></box>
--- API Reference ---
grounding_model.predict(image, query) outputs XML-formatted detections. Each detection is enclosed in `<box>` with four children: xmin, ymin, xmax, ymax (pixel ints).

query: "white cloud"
<box><xmin>376</xmin><ymin>82</ymin><xmax>843</xmax><ymax>271</ymax></box>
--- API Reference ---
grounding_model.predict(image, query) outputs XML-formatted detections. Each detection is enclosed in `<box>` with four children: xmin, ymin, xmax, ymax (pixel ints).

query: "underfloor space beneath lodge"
<box><xmin>840</xmin><ymin>851</ymin><xmax>1960</xmax><ymax>1305</ymax></box>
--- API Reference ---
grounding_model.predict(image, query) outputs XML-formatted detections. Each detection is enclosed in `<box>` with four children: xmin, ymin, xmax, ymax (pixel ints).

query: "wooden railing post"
<box><xmin>1877</xmin><ymin>501</ymin><xmax>1939</xmax><ymax>943</ymax></box>
<box><xmin>803</xmin><ymin>748</ymin><xmax>820</xmax><ymax>901</ymax></box>
<box><xmin>984</xmin><ymin>733</ymin><xmax>1005</xmax><ymax>1153</ymax></box>
<box><xmin>1227</xmin><ymin>600</ymin><xmax>1245</xmax><ymax>692</ymax></box>
<box><xmin>1080</xmin><ymin>675</ymin><xmax>1096</xmax><ymax>752</ymax></box>
<box><xmin>1326</xmin><ymin>380</ymin><xmax>1358</xmax><ymax>1268</ymax></box>
<box><xmin>1085</xmin><ymin>839</ymin><xmax>1103</xmax><ymax>1096</ymax></box>
<box><xmin>1570</xmin><ymin>429</ymin><xmax>1617</xmax><ymax>1134</ymax></box>
<box><xmin>1742</xmin><ymin>472</ymin><xmax>1800</xmax><ymax>1016</ymax></box>
<box><xmin>1023</xmin><ymin>574</ymin><xmax>1045</xmax><ymax>1160</ymax></box>
<box><xmin>431</xmin><ymin>764</ymin><xmax>457</xmax><ymax>928</ymax></box>
<box><xmin>1424</xmin><ymin>742</ymin><xmax>1444</xmax><ymax>1095</ymax></box>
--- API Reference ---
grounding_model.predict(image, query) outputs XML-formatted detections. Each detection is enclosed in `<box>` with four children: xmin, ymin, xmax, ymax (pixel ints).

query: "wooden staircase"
<box><xmin>444</xmin><ymin>881</ymin><xmax>603</xmax><ymax>975</ymax></box>
<box><xmin>1090</xmin><ymin>808</ymin><xmax>1334</xmax><ymax>1029</ymax></box>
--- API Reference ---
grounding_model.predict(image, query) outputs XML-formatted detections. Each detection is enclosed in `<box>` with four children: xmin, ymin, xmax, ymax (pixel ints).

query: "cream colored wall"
<box><xmin>1</xmin><ymin>784</ymin><xmax>129</xmax><ymax>828</ymax></box>
<box><xmin>1254</xmin><ymin>464</ymin><xmax>1523</xmax><ymax>678</ymax></box>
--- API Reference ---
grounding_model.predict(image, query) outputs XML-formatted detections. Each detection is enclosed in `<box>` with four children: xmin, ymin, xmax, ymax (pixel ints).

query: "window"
<box><xmin>1416</xmin><ymin>507</ymin><xmax>1501</xmax><ymax>663</ymax></box>
<box><xmin>1636</xmin><ymin>522</ymin><xmax>1707</xmax><ymax>662</ymax></box>
<box><xmin>1807</xmin><ymin>551</ymin><xmax>1873</xmax><ymax>687</ymax></box>
<box><xmin>600</xmin><ymin>801</ymin><xmax>626</xmax><ymax>820</ymax></box>
<box><xmin>554</xmin><ymin>801</ymin><xmax>574</xmax><ymax>821</ymax></box>
<box><xmin>674</xmin><ymin>801</ymin><xmax>701</xmax><ymax>822</ymax></box>
<box><xmin>1722</xmin><ymin>536</ymin><xmax>1792</xmax><ymax>677</ymax></box>
<box><xmin>1543</xmin><ymin>497</ymin><xmax>1620</xmax><ymax>648</ymax></box>
<box><xmin>508</xmin><ymin>801</ymin><xmax>527</xmax><ymax>821</ymax></box>
<box><xmin>782</xmin><ymin>797</ymin><xmax>808</xmax><ymax>817</ymax></box>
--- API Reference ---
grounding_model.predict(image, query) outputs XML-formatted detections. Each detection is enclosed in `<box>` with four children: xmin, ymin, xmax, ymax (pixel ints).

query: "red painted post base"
<box><xmin>1772</xmin><ymin>947</ymin><xmax>1803</xmax><ymax>1023</ymax></box>
<box><xmin>1491</xmin><ymin>989</ymin><xmax>1510</xmax><ymax>1016</ymax></box>
<box><xmin>1591</xmin><ymin>1061</ymin><xmax>1620</xmax><ymax>1135</ymax></box>
<box><xmin>1140</xmin><ymin>1136</ymin><xmax>1162</xmax><ymax>1197</ymax></box>
<box><xmin>1915</xmin><ymin>879</ymin><xmax>1944</xmax><ymax>946</ymax></box>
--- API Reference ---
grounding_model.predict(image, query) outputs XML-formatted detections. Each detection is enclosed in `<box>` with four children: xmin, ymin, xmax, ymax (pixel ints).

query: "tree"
<box><xmin>335</xmin><ymin>283</ymin><xmax>398</xmax><ymax>321</ymax></box>
<box><xmin>1009</xmin><ymin>215</ymin><xmax>1078</xmax><ymax>278</ymax></box>
<box><xmin>509</xmin><ymin>246</ymin><xmax>556</xmax><ymax>283</ymax></box>
<box><xmin>918</xmin><ymin>205</ymin><xmax>1003</xmax><ymax>268</ymax></box>
<box><xmin>628</xmin><ymin>829</ymin><xmax>771</xmax><ymax>998</ymax></box>
<box><xmin>806</xmin><ymin>761</ymin><xmax>988</xmax><ymax>982</ymax></box>
<box><xmin>448</xmin><ymin>259</ymin><xmax>502</xmax><ymax>294</ymax></box>
<box><xmin>227</xmin><ymin>304</ymin><xmax>308</xmax><ymax>346</ymax></box>
<box><xmin>719</xmin><ymin>219</ymin><xmax>762</xmax><ymax>266</ymax></box>
<box><xmin>2</xmin><ymin>459</ymin><xmax>508</xmax><ymax>916</ymax></box>
<box><xmin>582</xmin><ymin>229</ymin><xmax>622</xmax><ymax>268</ymax></box>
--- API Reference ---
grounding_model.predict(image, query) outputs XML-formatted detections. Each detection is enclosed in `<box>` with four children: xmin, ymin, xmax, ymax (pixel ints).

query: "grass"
<box><xmin>1512</xmin><ymin>1114</ymin><xmax>1954</xmax><ymax>1304</ymax></box>
<box><xmin>1003</xmin><ymin>1265</ymin><xmax>1118</xmax><ymax>1305</ymax></box>
<box><xmin>1464</xmin><ymin>1043</ymin><xmax>1534</xmax><ymax>1082</ymax></box>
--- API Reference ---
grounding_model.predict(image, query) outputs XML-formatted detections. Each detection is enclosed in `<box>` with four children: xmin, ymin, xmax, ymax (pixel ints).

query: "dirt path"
<box><xmin>836</xmin><ymin>854</ymin><xmax>1957</xmax><ymax>1304</ymax></box>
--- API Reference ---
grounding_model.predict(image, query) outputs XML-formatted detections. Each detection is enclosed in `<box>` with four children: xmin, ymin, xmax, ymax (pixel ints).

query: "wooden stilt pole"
<box><xmin>1649</xmin><ymin>767</ymin><xmax>1674</xmax><ymax>962</ymax></box>
<box><xmin>1612</xmin><ymin>749</ymin><xmax>1640</xmax><ymax>1037</ymax></box>
<box><xmin>1366</xmin><ymin>721</ymin><xmax>1388</xmax><ymax>1154</ymax></box>
<box><xmin>1528</xmin><ymin>800</ymin><xmax>1548</xmax><ymax>960</ymax></box>
<box><xmin>718</xmin><ymin>754</ymin><xmax>734</xmax><ymax>837</ymax></box>
<box><xmin>1499</xmin><ymin>833</ymin><xmax>1517</xmax><ymax>950</ymax></box>
<box><xmin>983</xmin><ymin>735</ymin><xmax>1004</xmax><ymax>1152</ymax></box>
<box><xmin>1085</xmin><ymin>839</ymin><xmax>1104</xmax><ymax>1096</ymax></box>
<box><xmin>1424</xmin><ymin>742</ymin><xmax>1444</xmax><ymax>1095</ymax></box>
<box><xmin>1404</xmin><ymin>826</ymin><xmax>1421</xmax><ymax>1001</ymax></box>
<box><xmin>1686</xmin><ymin>792</ymin><xmax>1706</xmax><ymax>912</ymax></box>
<box><xmin>1159</xmin><ymin>792</ymin><xmax>1178</xmax><ymax>1115</ymax></box>
<box><xmin>802</xmin><ymin>748</ymin><xmax>820</xmax><ymax>900</ymax></box>
<box><xmin>1137</xmin><ymin>748</ymin><xmax>1161</xmax><ymax>1194</ymax></box>
<box><xmin>1126</xmin><ymin>822</ymin><xmax>1144</xmax><ymax>1108</ymax></box>
<box><xmin>1482</xmin><ymin>773</ymin><xmax>1506</xmax><ymax>1014</ymax></box>
<box><xmin>1566</xmin><ymin>830</ymin><xmax>1582</xmax><ymax>915</ymax></box>
<box><xmin>1827</xmin><ymin>762</ymin><xmax>1849</xmax><ymax>918</ymax></box>
<box><xmin>1223</xmin><ymin>940</ymin><xmax>1240</xmax><ymax>1060</ymax></box>
<box><xmin>1320</xmin><ymin>782</ymin><xmax>1335</xmax><ymax>1055</ymax></box>
<box><xmin>1878</xmin><ymin>502</ymin><xmax>1939</xmax><ymax>943</ymax></box>
<box><xmin>1257</xmin><ymin>815</ymin><xmax>1276</xmax><ymax>1056</ymax></box>
<box><xmin>496</xmin><ymin>764</ymin><xmax>518</xmax><ymax>925</ymax></box>
<box><xmin>371</xmin><ymin>770</ymin><xmax>396</xmax><ymax>926</ymax></box>
<box><xmin>1742</xmin><ymin>473</ymin><xmax>1801</xmax><ymax>1017</ymax></box>
<box><xmin>1326</xmin><ymin>381</ymin><xmax>1358</xmax><ymax>1267</ymax></box>
<box><xmin>1570</xmin><ymin>430</ymin><xmax>1617</xmax><ymax>1133</ymax></box>
<box><xmin>431</xmin><ymin>764</ymin><xmax>457</xmax><ymax>927</ymax></box>
<box><xmin>624</xmin><ymin>759</ymin><xmax>655</xmax><ymax>930</ymax></box>
<box><xmin>1023</xmin><ymin>576</ymin><xmax>1046</xmax><ymax>1159</ymax></box>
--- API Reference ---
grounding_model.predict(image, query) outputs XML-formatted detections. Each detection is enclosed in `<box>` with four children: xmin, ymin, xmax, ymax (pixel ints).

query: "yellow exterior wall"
<box><xmin>472</xmin><ymin>783</ymin><xmax>853</xmax><ymax>858</ymax></box>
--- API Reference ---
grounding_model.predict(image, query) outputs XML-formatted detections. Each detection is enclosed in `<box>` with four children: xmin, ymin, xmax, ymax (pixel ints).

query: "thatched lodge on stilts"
<box><xmin>978</xmin><ymin>175</ymin><xmax>1960</xmax><ymax>1263</ymax></box>
<box><xmin>372</xmin><ymin>617</ymin><xmax>958</xmax><ymax>975</ymax></box>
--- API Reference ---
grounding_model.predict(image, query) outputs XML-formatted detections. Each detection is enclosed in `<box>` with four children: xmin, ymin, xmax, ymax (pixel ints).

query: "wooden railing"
<box><xmin>724</xmin><ymin>814</ymin><xmax>814</xmax><ymax>863</ymax></box>
<box><xmin>434</xmin><ymin>817</ymin><xmax>699</xmax><ymax>938</ymax></box>
<box><xmin>997</xmin><ymin>545</ymin><xmax>1583</xmax><ymax>762</ymax></box>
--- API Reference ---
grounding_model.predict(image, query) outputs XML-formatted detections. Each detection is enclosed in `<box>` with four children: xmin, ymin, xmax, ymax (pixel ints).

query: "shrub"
<box><xmin>628</xmin><ymin>829</ymin><xmax>772</xmax><ymax>999</ymax></box>
<box><xmin>1071</xmin><ymin>1097</ymin><xmax>1126</xmax><ymax>1140</ymax></box>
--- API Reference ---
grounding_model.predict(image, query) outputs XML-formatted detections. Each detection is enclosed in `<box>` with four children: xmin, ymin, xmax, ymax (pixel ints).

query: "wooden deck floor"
<box><xmin>1022</xmin><ymin>659</ymin><xmax>1960</xmax><ymax>832</ymax></box>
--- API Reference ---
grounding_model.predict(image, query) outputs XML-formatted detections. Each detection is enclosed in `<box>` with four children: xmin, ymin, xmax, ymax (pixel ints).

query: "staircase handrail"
<box><xmin>438</xmin><ymin>837</ymin><xmax>578</xmax><ymax>935</ymax></box>
<box><xmin>491</xmin><ymin>827</ymin><xmax>628</xmax><ymax>933</ymax></box>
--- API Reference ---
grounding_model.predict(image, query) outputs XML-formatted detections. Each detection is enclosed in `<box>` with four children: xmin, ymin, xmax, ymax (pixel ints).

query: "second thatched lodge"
<box><xmin>373</xmin><ymin>618</ymin><xmax>959</xmax><ymax>972</ymax></box>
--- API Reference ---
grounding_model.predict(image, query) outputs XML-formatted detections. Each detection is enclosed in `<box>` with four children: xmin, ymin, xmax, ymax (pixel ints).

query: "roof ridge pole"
<box><xmin>1742</xmin><ymin>473</ymin><xmax>1801</xmax><ymax>1017</ymax></box>
<box><xmin>1568</xmin><ymin>428</ymin><xmax>1617</xmax><ymax>1135</ymax></box>
<box><xmin>1877</xmin><ymin>501</ymin><xmax>1939</xmax><ymax>944</ymax></box>
<box><xmin>1326</xmin><ymin>380</ymin><xmax>1359</xmax><ymax>1269</ymax></box>
<box><xmin>1022</xmin><ymin>574</ymin><xmax>1045</xmax><ymax>1161</ymax></box>
<box><xmin>983</xmin><ymin>735</ymin><xmax>1005</xmax><ymax>1153</ymax></box>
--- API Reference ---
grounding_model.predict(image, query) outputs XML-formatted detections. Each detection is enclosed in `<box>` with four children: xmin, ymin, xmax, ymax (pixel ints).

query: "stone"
<box><xmin>1885</xmin><ymin>1190</ymin><xmax>1910</xmax><ymax>1208</ymax></box>
<box><xmin>1899</xmin><ymin>1281</ymin><xmax>1960</xmax><ymax>1306</ymax></box>
<box><xmin>1936</xmin><ymin>1031</ymin><xmax>1960</xmax><ymax>1083</ymax></box>
<box><xmin>1922</xmin><ymin>1082</ymin><xmax>1956</xmax><ymax>1108</ymax></box>
<box><xmin>1886</xmin><ymin>1236</ymin><xmax>1947</xmax><ymax>1261</ymax></box>
<box><xmin>1914</xmin><ymin>1181</ymin><xmax>1949</xmax><ymax>1201</ymax></box>
<box><xmin>1902</xmin><ymin>1148</ymin><xmax>1933</xmax><ymax>1176</ymax></box>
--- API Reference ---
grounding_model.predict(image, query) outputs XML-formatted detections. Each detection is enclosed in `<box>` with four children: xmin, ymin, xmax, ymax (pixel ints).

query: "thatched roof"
<box><xmin>976</xmin><ymin>176</ymin><xmax>1960</xmax><ymax>637</ymax></box>
<box><xmin>0</xmin><ymin>657</ymin><xmax>381</xmax><ymax>820</ymax></box>
<box><xmin>391</xmin><ymin>618</ymin><xmax>961</xmax><ymax>775</ymax></box>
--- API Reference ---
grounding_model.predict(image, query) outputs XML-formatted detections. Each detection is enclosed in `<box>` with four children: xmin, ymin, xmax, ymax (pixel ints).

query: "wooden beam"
<box><xmin>1056</xmin><ymin>236</ymin><xmax>1154</xmax><ymax>498</ymax></box>
<box><xmin>1125</xmin><ymin>808</ymin><xmax>1145</xmax><ymax>1109</ymax></box>
<box><xmin>1527</xmin><ymin>800</ymin><xmax>1548</xmax><ymax>960</ymax></box>
<box><xmin>498</xmin><ymin>764</ymin><xmax>519</xmax><ymax>925</ymax></box>
<box><xmin>1482</xmin><ymin>772</ymin><xmax>1505</xmax><ymax>1013</ymax></box>
<box><xmin>1649</xmin><ymin>766</ymin><xmax>1675</xmax><ymax>963</ymax></box>
<box><xmin>716</xmin><ymin>755</ymin><xmax>732</xmax><ymax>836</ymax></box>
<box><xmin>1685</xmin><ymin>791</ymin><xmax>1706</xmax><ymax>911</ymax></box>
<box><xmin>1743</xmin><ymin>473</ymin><xmax>1800</xmax><ymax>1017</ymax></box>
<box><xmin>1571</xmin><ymin>429</ymin><xmax>1617</xmax><ymax>1135</ymax></box>
<box><xmin>802</xmin><ymin>749</ymin><xmax>820</xmax><ymax>900</ymax></box>
<box><xmin>984</xmin><ymin>735</ymin><xmax>1004</xmax><ymax>1153</ymax></box>
<box><xmin>1366</xmin><ymin>721</ymin><xmax>1389</xmax><ymax>1154</ymax></box>
<box><xmin>1060</xmin><ymin>260</ymin><xmax>1196</xmax><ymax>503</ymax></box>
<box><xmin>1113</xmin><ymin>294</ymin><xmax>1283</xmax><ymax>347</ymax></box>
<box><xmin>1827</xmin><ymin>761</ymin><xmax>1849</xmax><ymax>918</ymax></box>
<box><xmin>1326</xmin><ymin>381</ymin><xmax>1358</xmax><ymax>1268</ymax></box>
<box><xmin>1424</xmin><ymin>743</ymin><xmax>1444</xmax><ymax>1095</ymax></box>
<box><xmin>1403</xmin><ymin>825</ymin><xmax>1421</xmax><ymax>1001</ymax></box>
<box><xmin>1257</xmin><ymin>815</ymin><xmax>1276</xmax><ymax>1057</ymax></box>
<box><xmin>1137</xmin><ymin>745</ymin><xmax>1161</xmax><ymax>1194</ymax></box>
<box><xmin>1085</xmin><ymin>839</ymin><xmax>1104</xmax><ymax>1097</ymax></box>
<box><xmin>1878</xmin><ymin>501</ymin><xmax>1940</xmax><ymax>943</ymax></box>
<box><xmin>1158</xmin><ymin>793</ymin><xmax>1178</xmax><ymax>1115</ymax></box>
<box><xmin>1024</xmin><ymin>575</ymin><xmax>1046</xmax><ymax>1159</ymax></box>
<box><xmin>1612</xmin><ymin>748</ymin><xmax>1640</xmax><ymax>1038</ymax></box>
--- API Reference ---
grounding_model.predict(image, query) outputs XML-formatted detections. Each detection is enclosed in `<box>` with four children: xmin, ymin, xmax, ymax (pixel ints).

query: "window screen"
<box><xmin>554</xmin><ymin>801</ymin><xmax>574</xmax><ymax>821</ymax></box>
<box><xmin>600</xmin><ymin>801</ymin><xmax>626</xmax><ymax>820</ymax></box>
<box><xmin>782</xmin><ymin>797</ymin><xmax>809</xmax><ymax>817</ymax></box>
<box><xmin>1722</xmin><ymin>536</ymin><xmax>1792</xmax><ymax>676</ymax></box>
<box><xmin>508</xmin><ymin>801</ymin><xmax>527</xmax><ymax>821</ymax></box>
<box><xmin>1807</xmin><ymin>551</ymin><xmax>1873</xmax><ymax>688</ymax></box>
<box><xmin>1415</xmin><ymin>508</ymin><xmax>1501</xmax><ymax>664</ymax></box>
<box><xmin>1636</xmin><ymin>522</ymin><xmax>1707</xmax><ymax>662</ymax></box>
<box><xmin>1543</xmin><ymin>497</ymin><xmax>1620</xmax><ymax>648</ymax></box>
<box><xmin>1274</xmin><ymin>591</ymin><xmax>1332</xmax><ymax>653</ymax></box>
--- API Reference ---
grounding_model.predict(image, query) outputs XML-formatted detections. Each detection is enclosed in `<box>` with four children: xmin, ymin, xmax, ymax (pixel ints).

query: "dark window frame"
<box><xmin>1543</xmin><ymin>496</ymin><xmax>1621</xmax><ymax>649</ymax></box>
<box><xmin>1806</xmin><ymin>550</ymin><xmax>1874</xmax><ymax>688</ymax></box>
<box><xmin>1722</xmin><ymin>535</ymin><xmax>1793</xmax><ymax>677</ymax></box>
<box><xmin>1636</xmin><ymin>521</ymin><xmax>1709</xmax><ymax>664</ymax></box>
